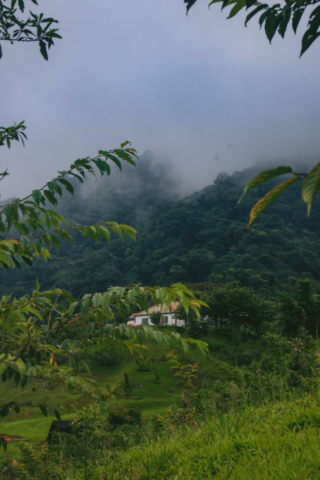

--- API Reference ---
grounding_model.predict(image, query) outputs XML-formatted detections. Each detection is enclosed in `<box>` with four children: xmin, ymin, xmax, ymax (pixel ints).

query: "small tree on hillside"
<box><xmin>150</xmin><ymin>311</ymin><xmax>162</xmax><ymax>325</ymax></box>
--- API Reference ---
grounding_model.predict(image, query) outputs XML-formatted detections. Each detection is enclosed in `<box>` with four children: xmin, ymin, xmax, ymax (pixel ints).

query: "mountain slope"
<box><xmin>2</xmin><ymin>162</ymin><xmax>320</xmax><ymax>299</ymax></box>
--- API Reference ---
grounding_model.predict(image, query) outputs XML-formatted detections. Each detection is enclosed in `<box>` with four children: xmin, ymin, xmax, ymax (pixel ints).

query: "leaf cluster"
<box><xmin>185</xmin><ymin>0</ymin><xmax>320</xmax><ymax>56</ymax></box>
<box><xmin>0</xmin><ymin>0</ymin><xmax>61</xmax><ymax>60</ymax></box>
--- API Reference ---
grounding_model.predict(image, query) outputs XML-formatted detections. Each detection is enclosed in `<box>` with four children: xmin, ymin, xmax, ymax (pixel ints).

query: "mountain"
<box><xmin>2</xmin><ymin>159</ymin><xmax>320</xmax><ymax>299</ymax></box>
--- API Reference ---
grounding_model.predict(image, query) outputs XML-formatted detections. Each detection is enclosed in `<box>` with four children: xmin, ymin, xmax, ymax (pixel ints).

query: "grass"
<box><xmin>0</xmin><ymin>339</ymin><xmax>201</xmax><ymax>458</ymax></box>
<box><xmin>98</xmin><ymin>395</ymin><xmax>320</xmax><ymax>479</ymax></box>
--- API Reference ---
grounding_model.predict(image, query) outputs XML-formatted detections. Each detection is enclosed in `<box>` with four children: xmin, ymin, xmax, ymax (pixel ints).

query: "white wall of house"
<box><xmin>134</xmin><ymin>313</ymin><xmax>185</xmax><ymax>326</ymax></box>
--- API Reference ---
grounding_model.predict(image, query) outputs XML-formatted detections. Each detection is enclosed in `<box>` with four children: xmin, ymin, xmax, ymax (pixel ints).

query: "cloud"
<box><xmin>1</xmin><ymin>0</ymin><xmax>320</xmax><ymax>199</ymax></box>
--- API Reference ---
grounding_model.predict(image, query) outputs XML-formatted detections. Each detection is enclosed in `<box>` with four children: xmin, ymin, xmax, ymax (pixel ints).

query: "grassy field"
<box><xmin>1</xmin><ymin>336</ymin><xmax>221</xmax><ymax>460</ymax></box>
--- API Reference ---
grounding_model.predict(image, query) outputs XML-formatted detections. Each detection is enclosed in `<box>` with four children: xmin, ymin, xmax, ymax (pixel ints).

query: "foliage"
<box><xmin>185</xmin><ymin>0</ymin><xmax>320</xmax><ymax>57</ymax></box>
<box><xmin>135</xmin><ymin>354</ymin><xmax>152</xmax><ymax>372</ymax></box>
<box><xmin>0</xmin><ymin>3</ymin><xmax>209</xmax><ymax>459</ymax></box>
<box><xmin>0</xmin><ymin>0</ymin><xmax>61</xmax><ymax>60</ymax></box>
<box><xmin>89</xmin><ymin>346</ymin><xmax>120</xmax><ymax>367</ymax></box>
<box><xmin>108</xmin><ymin>405</ymin><xmax>142</xmax><ymax>427</ymax></box>
<box><xmin>150</xmin><ymin>311</ymin><xmax>162</xmax><ymax>325</ymax></box>
<box><xmin>5</xmin><ymin>165</ymin><xmax>320</xmax><ymax>299</ymax></box>
<box><xmin>278</xmin><ymin>279</ymin><xmax>320</xmax><ymax>336</ymax></box>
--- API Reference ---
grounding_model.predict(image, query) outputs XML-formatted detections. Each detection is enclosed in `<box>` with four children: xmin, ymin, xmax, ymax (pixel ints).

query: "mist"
<box><xmin>2</xmin><ymin>0</ymin><xmax>320</xmax><ymax>201</ymax></box>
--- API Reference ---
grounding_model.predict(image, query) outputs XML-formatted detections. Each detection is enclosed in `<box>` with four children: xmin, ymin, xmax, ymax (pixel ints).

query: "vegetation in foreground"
<box><xmin>1</xmin><ymin>323</ymin><xmax>319</xmax><ymax>479</ymax></box>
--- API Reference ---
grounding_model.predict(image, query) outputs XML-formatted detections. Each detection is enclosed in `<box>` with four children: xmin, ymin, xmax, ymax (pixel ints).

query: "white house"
<box><xmin>127</xmin><ymin>301</ymin><xmax>185</xmax><ymax>327</ymax></box>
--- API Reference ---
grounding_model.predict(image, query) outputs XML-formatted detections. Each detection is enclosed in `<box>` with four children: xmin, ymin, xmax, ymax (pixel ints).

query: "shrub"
<box><xmin>90</xmin><ymin>346</ymin><xmax>120</xmax><ymax>367</ymax></box>
<box><xmin>108</xmin><ymin>405</ymin><xmax>142</xmax><ymax>427</ymax></box>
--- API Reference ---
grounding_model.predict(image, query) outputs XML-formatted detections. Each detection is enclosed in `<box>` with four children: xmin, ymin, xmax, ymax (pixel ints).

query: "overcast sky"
<box><xmin>2</xmin><ymin>0</ymin><xmax>320</xmax><ymax>198</ymax></box>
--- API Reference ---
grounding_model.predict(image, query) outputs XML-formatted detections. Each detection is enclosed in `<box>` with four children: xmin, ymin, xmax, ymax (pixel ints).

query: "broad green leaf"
<box><xmin>39</xmin><ymin>40</ymin><xmax>48</xmax><ymax>61</ymax></box>
<box><xmin>136</xmin><ymin>328</ymin><xmax>146</xmax><ymax>345</ymax></box>
<box><xmin>0</xmin><ymin>253</ymin><xmax>12</xmax><ymax>268</ymax></box>
<box><xmin>86</xmin><ymin>323</ymin><xmax>95</xmax><ymax>338</ymax></box>
<box><xmin>102</xmin><ymin>324</ymin><xmax>113</xmax><ymax>338</ymax></box>
<box><xmin>171</xmin><ymin>283</ymin><xmax>195</xmax><ymax>298</ymax></box>
<box><xmin>48</xmin><ymin>404</ymin><xmax>55</xmax><ymax>417</ymax></box>
<box><xmin>54</xmin><ymin>409</ymin><xmax>61</xmax><ymax>421</ymax></box>
<box><xmin>50</xmin><ymin>235</ymin><xmax>60</xmax><ymax>250</ymax></box>
<box><xmin>265</xmin><ymin>12</ymin><xmax>282</xmax><ymax>42</ymax></box>
<box><xmin>228</xmin><ymin>1</ymin><xmax>245</xmax><ymax>18</ymax></box>
<box><xmin>245</xmin><ymin>4</ymin><xmax>268</xmax><ymax>26</ymax></box>
<box><xmin>164</xmin><ymin>334</ymin><xmax>175</xmax><ymax>349</ymax></box>
<box><xmin>300</xmin><ymin>30</ymin><xmax>320</xmax><ymax>57</ymax></box>
<box><xmin>43</xmin><ymin>189</ymin><xmax>57</xmax><ymax>206</ymax></box>
<box><xmin>292</xmin><ymin>8</ymin><xmax>305</xmax><ymax>34</ymax></box>
<box><xmin>239</xmin><ymin>166</ymin><xmax>293</xmax><ymax>203</ymax></box>
<box><xmin>39</xmin><ymin>405</ymin><xmax>48</xmax><ymax>417</ymax></box>
<box><xmin>92</xmin><ymin>292</ymin><xmax>102</xmax><ymax>308</ymax></box>
<box><xmin>101</xmin><ymin>292</ymin><xmax>111</xmax><ymax>309</ymax></box>
<box><xmin>302</xmin><ymin>163</ymin><xmax>320</xmax><ymax>215</ymax></box>
<box><xmin>32</xmin><ymin>189</ymin><xmax>43</xmax><ymax>206</ymax></box>
<box><xmin>59</xmin><ymin>178</ymin><xmax>74</xmax><ymax>194</ymax></box>
<box><xmin>153</xmin><ymin>330</ymin><xmax>164</xmax><ymax>344</ymax></box>
<box><xmin>247</xmin><ymin>176</ymin><xmax>302</xmax><ymax>228</ymax></box>
<box><xmin>184</xmin><ymin>0</ymin><xmax>198</xmax><ymax>12</ymax></box>
<box><xmin>180</xmin><ymin>338</ymin><xmax>189</xmax><ymax>355</ymax></box>
<box><xmin>245</xmin><ymin>0</ymin><xmax>258</xmax><ymax>8</ymax></box>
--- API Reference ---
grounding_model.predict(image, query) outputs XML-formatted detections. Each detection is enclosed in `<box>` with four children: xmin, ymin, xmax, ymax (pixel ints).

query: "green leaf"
<box><xmin>164</xmin><ymin>334</ymin><xmax>175</xmax><ymax>349</ymax></box>
<box><xmin>44</xmin><ymin>213</ymin><xmax>52</xmax><ymax>229</ymax></box>
<box><xmin>247</xmin><ymin>176</ymin><xmax>302</xmax><ymax>228</ymax></box>
<box><xmin>0</xmin><ymin>253</ymin><xmax>12</xmax><ymax>268</ymax></box>
<box><xmin>39</xmin><ymin>405</ymin><xmax>48</xmax><ymax>417</ymax></box>
<box><xmin>245</xmin><ymin>0</ymin><xmax>258</xmax><ymax>9</ymax></box>
<box><xmin>245</xmin><ymin>4</ymin><xmax>268</xmax><ymax>26</ymax></box>
<box><xmin>180</xmin><ymin>338</ymin><xmax>189</xmax><ymax>355</ymax></box>
<box><xmin>278</xmin><ymin>8</ymin><xmax>291</xmax><ymax>38</ymax></box>
<box><xmin>153</xmin><ymin>330</ymin><xmax>164</xmax><ymax>344</ymax></box>
<box><xmin>300</xmin><ymin>30</ymin><xmax>320</xmax><ymax>57</ymax></box>
<box><xmin>301</xmin><ymin>163</ymin><xmax>320</xmax><ymax>215</ymax></box>
<box><xmin>102</xmin><ymin>324</ymin><xmax>113</xmax><ymax>338</ymax></box>
<box><xmin>239</xmin><ymin>166</ymin><xmax>293</xmax><ymax>203</ymax></box>
<box><xmin>101</xmin><ymin>292</ymin><xmax>111</xmax><ymax>309</ymax></box>
<box><xmin>86</xmin><ymin>323</ymin><xmax>95</xmax><ymax>337</ymax></box>
<box><xmin>171</xmin><ymin>283</ymin><xmax>195</xmax><ymax>298</ymax></box>
<box><xmin>184</xmin><ymin>0</ymin><xmax>198</xmax><ymax>13</ymax></box>
<box><xmin>92</xmin><ymin>293</ymin><xmax>102</xmax><ymax>308</ymax></box>
<box><xmin>39</xmin><ymin>40</ymin><xmax>48</xmax><ymax>60</ymax></box>
<box><xmin>228</xmin><ymin>1</ymin><xmax>246</xmax><ymax>18</ymax></box>
<box><xmin>105</xmin><ymin>153</ymin><xmax>122</xmax><ymax>171</ymax></box>
<box><xmin>54</xmin><ymin>409</ymin><xmax>61</xmax><ymax>421</ymax></box>
<box><xmin>48</xmin><ymin>404</ymin><xmax>55</xmax><ymax>417</ymax></box>
<box><xmin>136</xmin><ymin>328</ymin><xmax>146</xmax><ymax>345</ymax></box>
<box><xmin>265</xmin><ymin>12</ymin><xmax>282</xmax><ymax>43</ymax></box>
<box><xmin>59</xmin><ymin>178</ymin><xmax>74</xmax><ymax>194</ymax></box>
<box><xmin>292</xmin><ymin>8</ymin><xmax>305</xmax><ymax>34</ymax></box>
<box><xmin>50</xmin><ymin>236</ymin><xmax>60</xmax><ymax>250</ymax></box>
<box><xmin>32</xmin><ymin>189</ymin><xmax>43</xmax><ymax>206</ymax></box>
<box><xmin>43</xmin><ymin>190</ymin><xmax>57</xmax><ymax>206</ymax></box>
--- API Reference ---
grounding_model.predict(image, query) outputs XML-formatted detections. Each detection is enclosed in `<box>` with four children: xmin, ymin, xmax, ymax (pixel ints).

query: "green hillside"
<box><xmin>2</xmin><ymin>159</ymin><xmax>320</xmax><ymax>300</ymax></box>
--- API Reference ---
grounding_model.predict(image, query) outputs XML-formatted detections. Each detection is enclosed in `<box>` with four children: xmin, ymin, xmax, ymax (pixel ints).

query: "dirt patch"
<box><xmin>0</xmin><ymin>435</ymin><xmax>27</xmax><ymax>443</ymax></box>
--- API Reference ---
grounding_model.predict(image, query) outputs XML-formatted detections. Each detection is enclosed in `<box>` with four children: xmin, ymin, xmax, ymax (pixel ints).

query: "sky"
<box><xmin>2</xmin><ymin>0</ymin><xmax>320</xmax><ymax>199</ymax></box>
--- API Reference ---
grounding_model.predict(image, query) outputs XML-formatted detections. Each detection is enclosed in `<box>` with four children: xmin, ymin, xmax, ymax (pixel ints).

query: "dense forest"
<box><xmin>2</xmin><ymin>154</ymin><xmax>320</xmax><ymax>300</ymax></box>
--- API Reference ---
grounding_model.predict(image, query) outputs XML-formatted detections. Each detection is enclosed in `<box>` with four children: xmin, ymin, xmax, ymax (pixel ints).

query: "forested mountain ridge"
<box><xmin>2</xmin><ymin>158</ymin><xmax>320</xmax><ymax>299</ymax></box>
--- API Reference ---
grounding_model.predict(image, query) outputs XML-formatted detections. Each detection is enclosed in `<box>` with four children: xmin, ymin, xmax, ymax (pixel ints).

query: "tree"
<box><xmin>205</xmin><ymin>283</ymin><xmax>274</xmax><ymax>331</ymax></box>
<box><xmin>184</xmin><ymin>0</ymin><xmax>320</xmax><ymax>57</ymax></box>
<box><xmin>0</xmin><ymin>1</ymin><xmax>209</xmax><ymax>453</ymax></box>
<box><xmin>278</xmin><ymin>279</ymin><xmax>320</xmax><ymax>337</ymax></box>
<box><xmin>185</xmin><ymin>0</ymin><xmax>320</xmax><ymax>227</ymax></box>
<box><xmin>150</xmin><ymin>311</ymin><xmax>162</xmax><ymax>325</ymax></box>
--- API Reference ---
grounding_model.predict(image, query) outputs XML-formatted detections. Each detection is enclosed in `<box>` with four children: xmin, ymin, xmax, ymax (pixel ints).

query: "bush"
<box><xmin>90</xmin><ymin>346</ymin><xmax>120</xmax><ymax>367</ymax></box>
<box><xmin>108</xmin><ymin>405</ymin><xmax>142</xmax><ymax>427</ymax></box>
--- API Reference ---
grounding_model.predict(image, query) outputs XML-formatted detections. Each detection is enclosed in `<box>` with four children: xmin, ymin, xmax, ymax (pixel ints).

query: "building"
<box><xmin>126</xmin><ymin>301</ymin><xmax>185</xmax><ymax>327</ymax></box>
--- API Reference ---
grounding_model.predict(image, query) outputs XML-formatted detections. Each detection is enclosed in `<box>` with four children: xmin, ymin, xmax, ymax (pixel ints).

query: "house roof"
<box><xmin>131</xmin><ymin>301</ymin><xmax>179</xmax><ymax>317</ymax></box>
